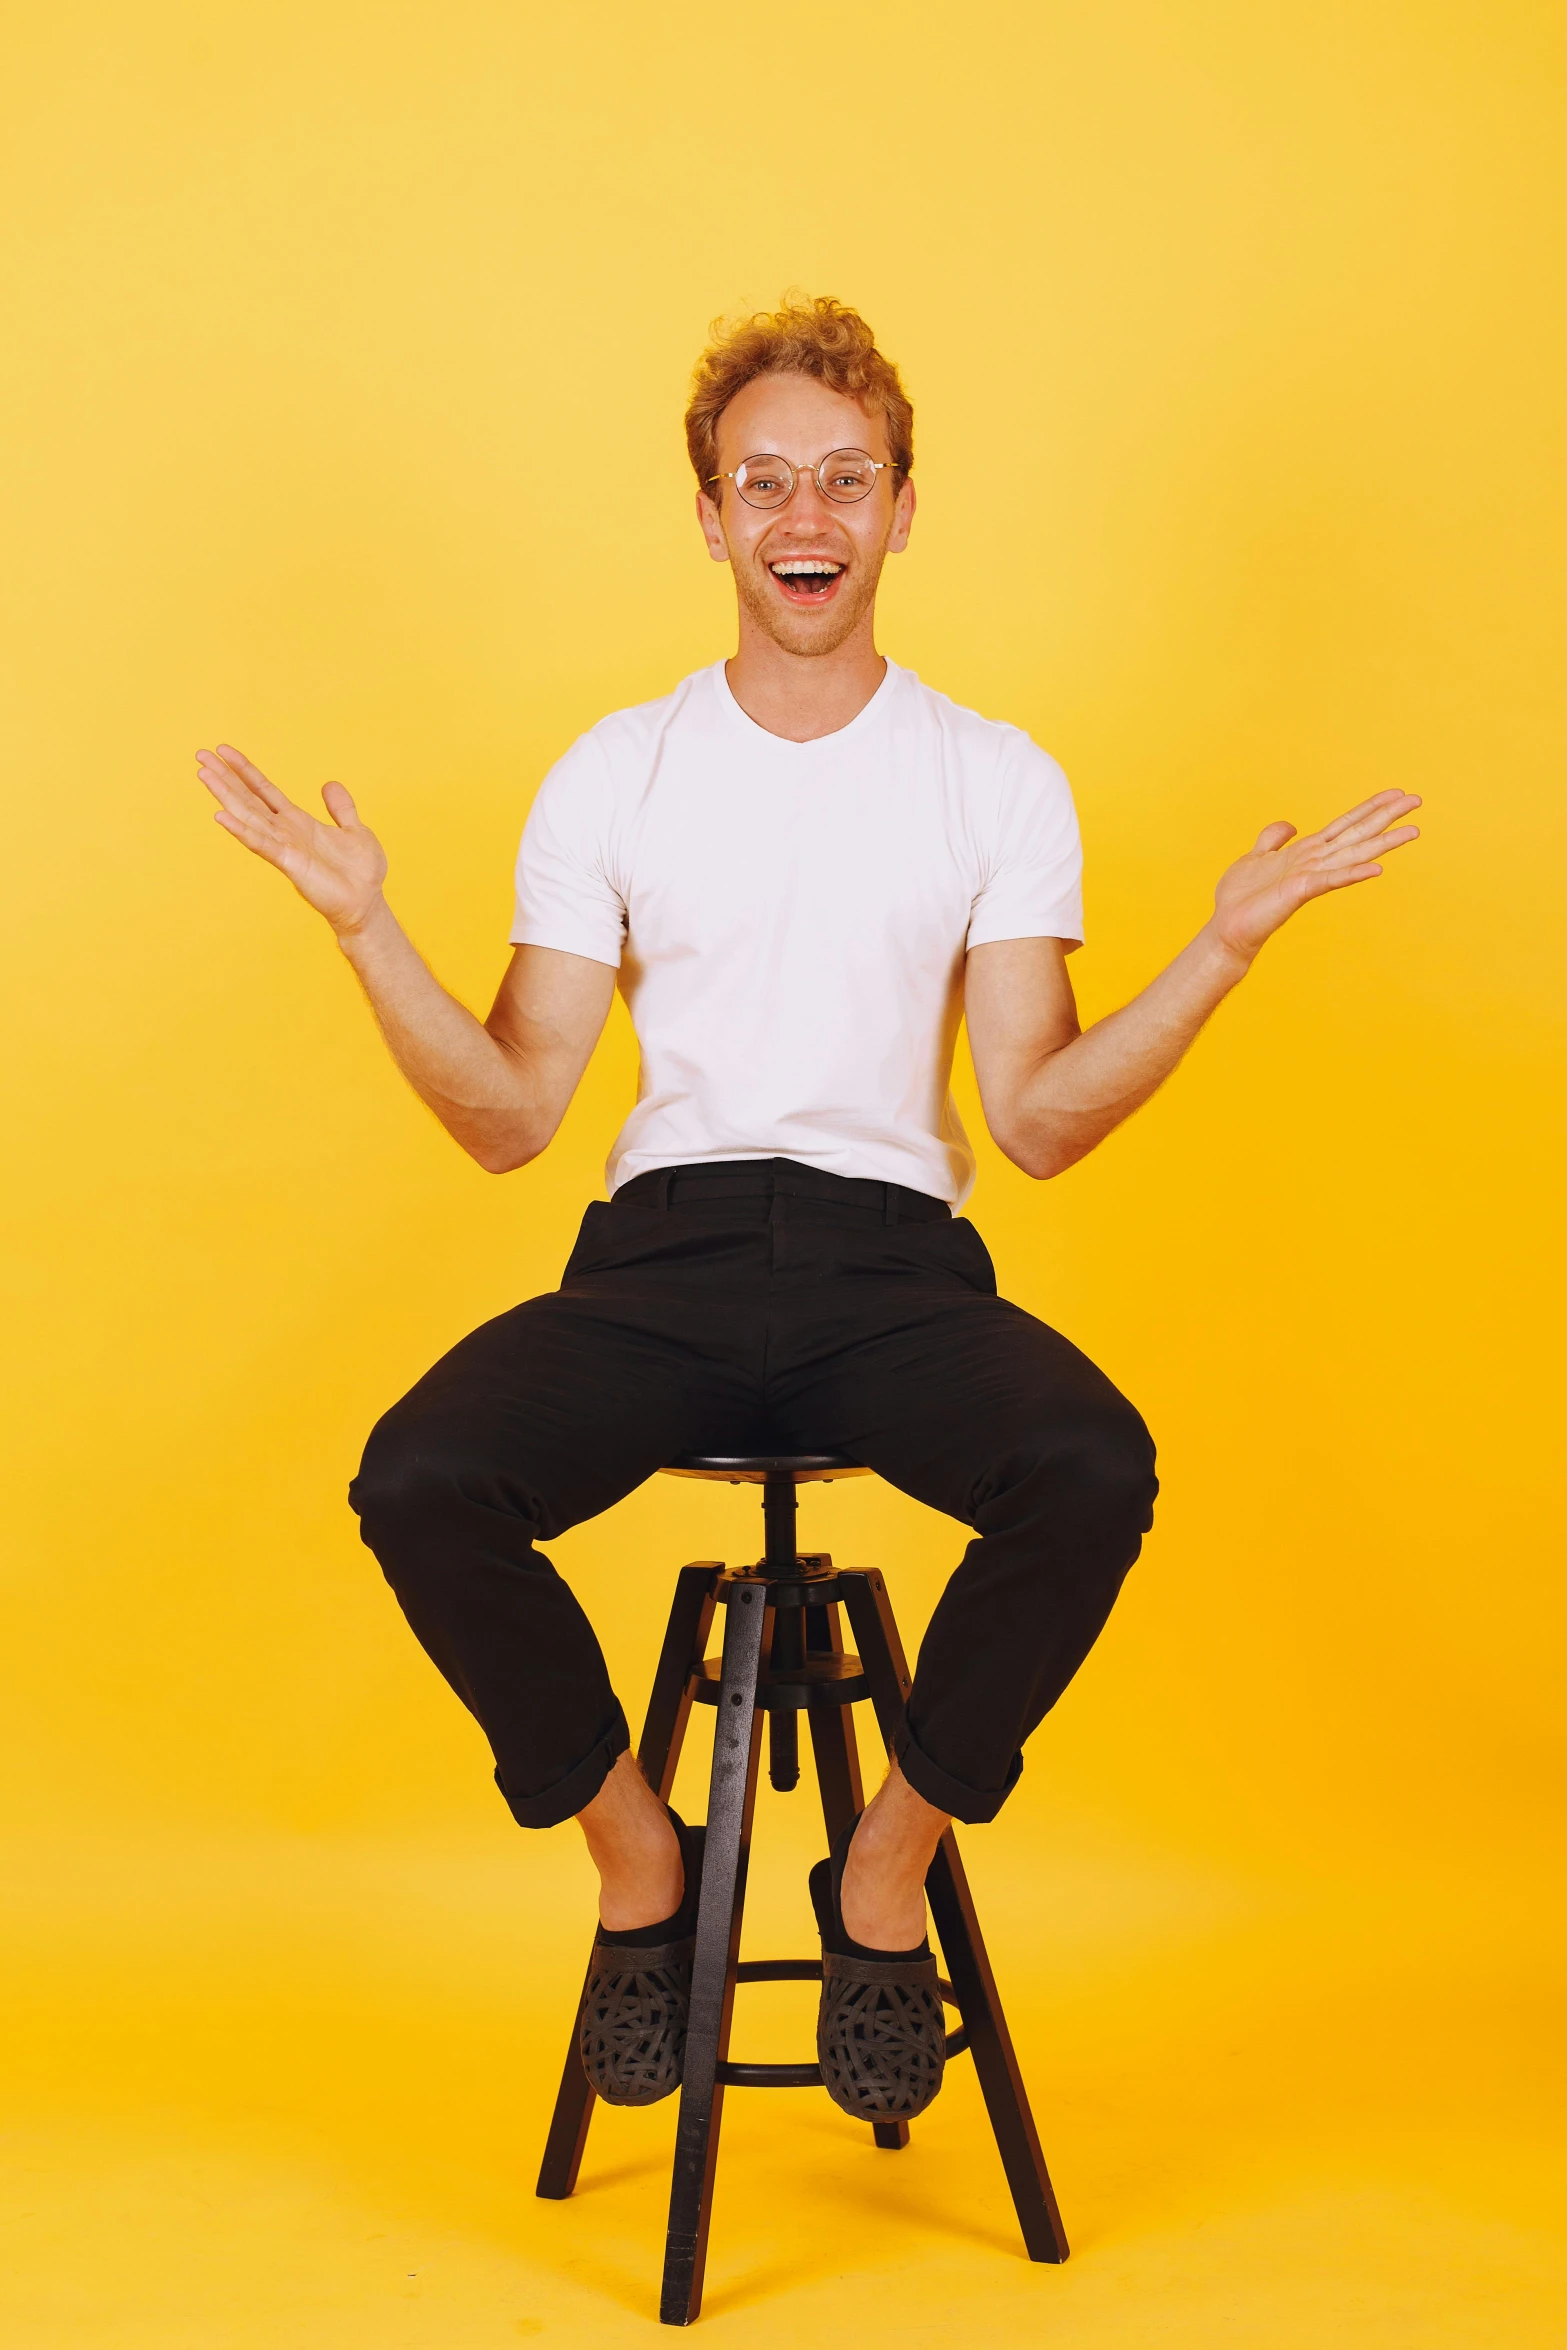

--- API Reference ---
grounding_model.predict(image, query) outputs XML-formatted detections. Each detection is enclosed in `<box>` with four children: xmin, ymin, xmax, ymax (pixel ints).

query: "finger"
<box><xmin>213</xmin><ymin>806</ymin><xmax>286</xmax><ymax>861</ymax></box>
<box><xmin>321</xmin><ymin>780</ymin><xmax>363</xmax><ymax>829</ymax></box>
<box><xmin>212</xmin><ymin>744</ymin><xmax>290</xmax><ymax>814</ymax></box>
<box><xmin>199</xmin><ymin>757</ymin><xmax>280</xmax><ymax>827</ymax></box>
<box><xmin>1318</xmin><ymin>822</ymin><xmax>1421</xmax><ymax>866</ymax></box>
<box><xmin>1319</xmin><ymin>790</ymin><xmax>1420</xmax><ymax>844</ymax></box>
<box><xmin>197</xmin><ymin>749</ymin><xmax>281</xmax><ymax>817</ymax></box>
<box><xmin>1292</xmin><ymin>860</ymin><xmax>1388</xmax><ymax>901</ymax></box>
<box><xmin>1318</xmin><ymin>788</ymin><xmax>1410</xmax><ymax>840</ymax></box>
<box><xmin>1254</xmin><ymin>821</ymin><xmax>1296</xmax><ymax>853</ymax></box>
<box><xmin>1331</xmin><ymin>797</ymin><xmax>1423</xmax><ymax>852</ymax></box>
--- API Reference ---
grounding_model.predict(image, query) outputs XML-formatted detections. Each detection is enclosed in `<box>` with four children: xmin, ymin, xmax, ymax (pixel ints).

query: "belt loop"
<box><xmin>883</xmin><ymin>1183</ymin><xmax>900</xmax><ymax>1228</ymax></box>
<box><xmin>659</xmin><ymin>1168</ymin><xmax>674</xmax><ymax>1211</ymax></box>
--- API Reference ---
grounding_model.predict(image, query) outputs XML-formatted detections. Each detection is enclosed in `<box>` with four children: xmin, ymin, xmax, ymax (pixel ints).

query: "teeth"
<box><xmin>771</xmin><ymin>560</ymin><xmax>842</xmax><ymax>576</ymax></box>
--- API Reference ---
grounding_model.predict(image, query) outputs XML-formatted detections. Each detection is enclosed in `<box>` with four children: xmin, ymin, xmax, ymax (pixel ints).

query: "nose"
<box><xmin>775</xmin><ymin>467</ymin><xmax>845</xmax><ymax>528</ymax></box>
<box><xmin>781</xmin><ymin>470</ymin><xmax>834</xmax><ymax>520</ymax></box>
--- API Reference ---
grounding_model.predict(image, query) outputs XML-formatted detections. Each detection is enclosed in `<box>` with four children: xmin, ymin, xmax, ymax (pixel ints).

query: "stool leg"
<box><xmin>660</xmin><ymin>1580</ymin><xmax>769</xmax><ymax>2326</ymax></box>
<box><xmin>926</xmin><ymin>1831</ymin><xmax>1068</xmax><ymax>2258</ymax></box>
<box><xmin>838</xmin><ymin>1570</ymin><xmax>1070</xmax><ymax>2263</ymax></box>
<box><xmin>536</xmin><ymin>1563</ymin><xmax>719</xmax><ymax>2203</ymax></box>
<box><xmin>802</xmin><ymin>1599</ymin><xmax>909</xmax><ymax>2150</ymax></box>
<box><xmin>642</xmin><ymin>1563</ymin><xmax>722</xmax><ymax>1801</ymax></box>
<box><xmin>535</xmin><ymin>1946</ymin><xmax>599</xmax><ymax>2202</ymax></box>
<box><xmin>804</xmin><ymin>1597</ymin><xmax>864</xmax><ymax>1838</ymax></box>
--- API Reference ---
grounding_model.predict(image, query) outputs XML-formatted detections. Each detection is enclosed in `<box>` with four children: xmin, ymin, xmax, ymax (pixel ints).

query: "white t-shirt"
<box><xmin>511</xmin><ymin>659</ymin><xmax>1083</xmax><ymax>1208</ymax></box>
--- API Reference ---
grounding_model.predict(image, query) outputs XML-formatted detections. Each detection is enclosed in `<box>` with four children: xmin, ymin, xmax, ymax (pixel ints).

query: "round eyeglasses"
<box><xmin>707</xmin><ymin>447</ymin><xmax>893</xmax><ymax>510</ymax></box>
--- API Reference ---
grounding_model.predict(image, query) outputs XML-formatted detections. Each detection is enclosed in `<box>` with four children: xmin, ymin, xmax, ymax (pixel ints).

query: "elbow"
<box><xmin>465</xmin><ymin>1123</ymin><xmax>550</xmax><ymax>1176</ymax></box>
<box><xmin>991</xmin><ymin>1118</ymin><xmax>1080</xmax><ymax>1184</ymax></box>
<box><xmin>990</xmin><ymin>1125</ymin><xmax>1081</xmax><ymax>1183</ymax></box>
<box><xmin>1014</xmin><ymin>1149</ymin><xmax>1077</xmax><ymax>1182</ymax></box>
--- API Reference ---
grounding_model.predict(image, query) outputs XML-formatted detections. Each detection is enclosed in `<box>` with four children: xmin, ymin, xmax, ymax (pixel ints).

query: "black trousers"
<box><xmin>350</xmin><ymin>1159</ymin><xmax>1157</xmax><ymax>1829</ymax></box>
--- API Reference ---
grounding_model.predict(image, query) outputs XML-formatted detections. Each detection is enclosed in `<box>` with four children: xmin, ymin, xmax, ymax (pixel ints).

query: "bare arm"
<box><xmin>966</xmin><ymin>789</ymin><xmax>1422</xmax><ymax>1180</ymax></box>
<box><xmin>197</xmin><ymin>744</ymin><xmax>614</xmax><ymax>1171</ymax></box>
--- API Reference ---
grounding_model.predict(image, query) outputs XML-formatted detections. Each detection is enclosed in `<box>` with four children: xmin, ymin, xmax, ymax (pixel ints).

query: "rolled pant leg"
<box><xmin>349</xmin><ymin>1284</ymin><xmax>707</xmax><ymax>1828</ymax></box>
<box><xmin>895</xmin><ymin>1355</ymin><xmax>1157</xmax><ymax>1821</ymax></box>
<box><xmin>792</xmin><ymin>1279</ymin><xmax>1158</xmax><ymax>1824</ymax></box>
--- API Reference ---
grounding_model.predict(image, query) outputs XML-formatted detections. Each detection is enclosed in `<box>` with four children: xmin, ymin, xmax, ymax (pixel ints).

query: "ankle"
<box><xmin>840</xmin><ymin>1852</ymin><xmax>927</xmax><ymax>1953</ymax></box>
<box><xmin>840</xmin><ymin>1816</ymin><xmax>929</xmax><ymax>1951</ymax></box>
<box><xmin>597</xmin><ymin>1823</ymin><xmax>684</xmax><ymax>1932</ymax></box>
<box><xmin>839</xmin><ymin>1765</ymin><xmax>950</xmax><ymax>1951</ymax></box>
<box><xmin>576</xmin><ymin>1759</ymin><xmax>685</xmax><ymax>1932</ymax></box>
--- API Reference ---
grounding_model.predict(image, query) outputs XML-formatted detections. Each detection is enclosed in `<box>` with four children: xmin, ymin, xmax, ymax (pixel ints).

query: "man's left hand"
<box><xmin>1210</xmin><ymin>789</ymin><xmax>1422</xmax><ymax>967</ymax></box>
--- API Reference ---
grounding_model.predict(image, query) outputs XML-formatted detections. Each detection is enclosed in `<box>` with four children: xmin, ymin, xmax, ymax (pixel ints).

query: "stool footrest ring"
<box><xmin>716</xmin><ymin>2057</ymin><xmax>824</xmax><ymax>2087</ymax></box>
<box><xmin>718</xmin><ymin>1958</ymin><xmax>968</xmax><ymax>2080</ymax></box>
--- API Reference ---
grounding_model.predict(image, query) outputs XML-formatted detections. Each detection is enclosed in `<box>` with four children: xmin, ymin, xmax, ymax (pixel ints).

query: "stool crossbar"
<box><xmin>536</xmin><ymin>1452</ymin><xmax>1069</xmax><ymax>2325</ymax></box>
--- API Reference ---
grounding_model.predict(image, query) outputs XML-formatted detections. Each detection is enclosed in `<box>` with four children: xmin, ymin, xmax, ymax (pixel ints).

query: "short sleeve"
<box><xmin>966</xmin><ymin>733</ymin><xmax>1084</xmax><ymax>951</ymax></box>
<box><xmin>510</xmin><ymin>731</ymin><xmax>626</xmax><ymax>968</ymax></box>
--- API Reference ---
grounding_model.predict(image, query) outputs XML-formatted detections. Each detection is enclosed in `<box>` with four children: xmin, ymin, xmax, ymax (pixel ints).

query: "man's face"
<box><xmin>696</xmin><ymin>373</ymin><xmax>915</xmax><ymax>657</ymax></box>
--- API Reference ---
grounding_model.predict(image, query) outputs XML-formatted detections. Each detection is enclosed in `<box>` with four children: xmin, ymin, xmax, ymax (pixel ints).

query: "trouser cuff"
<box><xmin>894</xmin><ymin>1724</ymin><xmax>1023</xmax><ymax>1825</ymax></box>
<box><xmin>494</xmin><ymin>1705</ymin><xmax>631</xmax><ymax>1829</ymax></box>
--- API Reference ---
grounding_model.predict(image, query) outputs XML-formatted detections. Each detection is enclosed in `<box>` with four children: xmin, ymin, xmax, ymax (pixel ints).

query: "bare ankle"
<box><xmin>839</xmin><ymin>1763</ymin><xmax>950</xmax><ymax>1951</ymax></box>
<box><xmin>576</xmin><ymin>1753</ymin><xmax>684</xmax><ymax>1932</ymax></box>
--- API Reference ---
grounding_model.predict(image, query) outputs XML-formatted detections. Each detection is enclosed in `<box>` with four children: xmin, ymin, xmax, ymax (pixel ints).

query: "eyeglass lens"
<box><xmin>731</xmin><ymin>450</ymin><xmax>881</xmax><ymax>508</ymax></box>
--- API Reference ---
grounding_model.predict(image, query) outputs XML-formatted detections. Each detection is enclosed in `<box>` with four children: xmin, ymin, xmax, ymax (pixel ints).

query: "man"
<box><xmin>198</xmin><ymin>297</ymin><xmax>1419</xmax><ymax>2121</ymax></box>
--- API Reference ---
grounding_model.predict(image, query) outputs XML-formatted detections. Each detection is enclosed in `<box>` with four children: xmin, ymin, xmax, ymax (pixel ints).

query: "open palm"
<box><xmin>198</xmin><ymin>744</ymin><xmax>387</xmax><ymax>933</ymax></box>
<box><xmin>1212</xmin><ymin>789</ymin><xmax>1421</xmax><ymax>964</ymax></box>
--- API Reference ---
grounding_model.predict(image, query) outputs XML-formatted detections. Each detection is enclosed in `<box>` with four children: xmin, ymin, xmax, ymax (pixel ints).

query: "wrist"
<box><xmin>1194</xmin><ymin>917</ymin><xmax>1256</xmax><ymax>988</ymax></box>
<box><xmin>333</xmin><ymin>893</ymin><xmax>394</xmax><ymax>955</ymax></box>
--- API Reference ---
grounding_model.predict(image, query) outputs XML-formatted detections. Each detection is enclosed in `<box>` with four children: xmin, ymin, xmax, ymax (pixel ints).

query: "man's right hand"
<box><xmin>198</xmin><ymin>739</ymin><xmax>614</xmax><ymax>1171</ymax></box>
<box><xmin>198</xmin><ymin>744</ymin><xmax>388</xmax><ymax>937</ymax></box>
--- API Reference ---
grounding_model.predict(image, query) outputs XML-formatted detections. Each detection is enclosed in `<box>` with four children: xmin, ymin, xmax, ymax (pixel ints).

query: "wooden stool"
<box><xmin>536</xmin><ymin>1451</ymin><xmax>1070</xmax><ymax>2325</ymax></box>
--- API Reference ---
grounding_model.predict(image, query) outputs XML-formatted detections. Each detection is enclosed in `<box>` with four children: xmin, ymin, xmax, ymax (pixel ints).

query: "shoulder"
<box><xmin>894</xmin><ymin>668</ymin><xmax>1074</xmax><ymax>809</ymax></box>
<box><xmin>558</xmin><ymin>666</ymin><xmax>718</xmax><ymax>776</ymax></box>
<box><xmin>528</xmin><ymin>667</ymin><xmax>719</xmax><ymax>830</ymax></box>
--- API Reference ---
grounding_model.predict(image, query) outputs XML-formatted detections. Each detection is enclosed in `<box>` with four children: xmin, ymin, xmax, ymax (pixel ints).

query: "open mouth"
<box><xmin>769</xmin><ymin>557</ymin><xmax>845</xmax><ymax>605</ymax></box>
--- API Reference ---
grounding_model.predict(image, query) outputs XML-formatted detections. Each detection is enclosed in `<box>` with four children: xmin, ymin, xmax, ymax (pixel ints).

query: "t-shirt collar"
<box><xmin>709</xmin><ymin>655</ymin><xmax>902</xmax><ymax>748</ymax></box>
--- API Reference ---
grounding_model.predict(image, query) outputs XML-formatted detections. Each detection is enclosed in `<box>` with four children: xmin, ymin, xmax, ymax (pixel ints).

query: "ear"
<box><xmin>886</xmin><ymin>474</ymin><xmax>917</xmax><ymax>556</ymax></box>
<box><xmin>695</xmin><ymin>488</ymin><xmax>730</xmax><ymax>565</ymax></box>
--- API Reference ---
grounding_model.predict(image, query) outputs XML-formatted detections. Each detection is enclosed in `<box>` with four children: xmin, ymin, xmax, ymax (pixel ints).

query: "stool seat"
<box><xmin>664</xmin><ymin>1451</ymin><xmax>871</xmax><ymax>1483</ymax></box>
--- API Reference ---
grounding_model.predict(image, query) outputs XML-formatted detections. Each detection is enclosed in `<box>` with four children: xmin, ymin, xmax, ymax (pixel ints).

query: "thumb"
<box><xmin>321</xmin><ymin>780</ymin><xmax>363</xmax><ymax>830</ymax></box>
<box><xmin>1253</xmin><ymin>820</ymin><xmax>1296</xmax><ymax>854</ymax></box>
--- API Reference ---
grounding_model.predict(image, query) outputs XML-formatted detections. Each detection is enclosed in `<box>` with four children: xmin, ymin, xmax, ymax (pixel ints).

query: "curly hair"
<box><xmin>685</xmin><ymin>295</ymin><xmax>914</xmax><ymax>501</ymax></box>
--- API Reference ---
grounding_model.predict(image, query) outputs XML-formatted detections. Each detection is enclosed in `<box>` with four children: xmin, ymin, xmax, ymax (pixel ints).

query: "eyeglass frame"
<box><xmin>705</xmin><ymin>447</ymin><xmax>901</xmax><ymax>509</ymax></box>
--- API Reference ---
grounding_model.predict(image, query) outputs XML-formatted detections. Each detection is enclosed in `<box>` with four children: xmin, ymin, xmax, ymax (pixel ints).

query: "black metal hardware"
<box><xmin>688</xmin><ymin>1651</ymin><xmax>870</xmax><ymax>1709</ymax></box>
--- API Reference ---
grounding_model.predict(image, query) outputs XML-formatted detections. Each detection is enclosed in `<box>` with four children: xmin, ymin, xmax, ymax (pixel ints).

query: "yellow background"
<box><xmin>3</xmin><ymin>1</ymin><xmax>1563</xmax><ymax>2341</ymax></box>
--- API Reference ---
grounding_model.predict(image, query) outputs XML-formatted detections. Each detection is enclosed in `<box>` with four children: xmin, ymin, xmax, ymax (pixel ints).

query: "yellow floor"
<box><xmin>4</xmin><ymin>1800</ymin><xmax>1561</xmax><ymax>2346</ymax></box>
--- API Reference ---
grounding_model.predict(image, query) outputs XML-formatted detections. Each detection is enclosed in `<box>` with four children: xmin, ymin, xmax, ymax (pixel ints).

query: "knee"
<box><xmin>1072</xmin><ymin>1397</ymin><xmax>1158</xmax><ymax>1519</ymax></box>
<box><xmin>997</xmin><ymin>1396</ymin><xmax>1158</xmax><ymax>1540</ymax></box>
<box><xmin>349</xmin><ymin>1400</ymin><xmax>520</xmax><ymax>1551</ymax></box>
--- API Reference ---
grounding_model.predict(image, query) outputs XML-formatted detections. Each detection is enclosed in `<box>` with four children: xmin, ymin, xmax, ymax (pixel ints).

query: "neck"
<box><xmin>724</xmin><ymin>609</ymin><xmax>887</xmax><ymax>743</ymax></box>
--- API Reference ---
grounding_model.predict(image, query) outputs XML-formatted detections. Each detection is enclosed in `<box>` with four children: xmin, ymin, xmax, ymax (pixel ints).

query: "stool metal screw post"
<box><xmin>535</xmin><ymin>1452</ymin><xmax>1070</xmax><ymax>2325</ymax></box>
